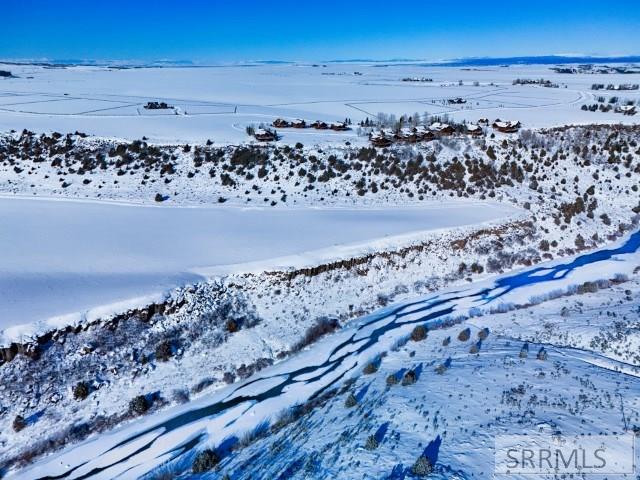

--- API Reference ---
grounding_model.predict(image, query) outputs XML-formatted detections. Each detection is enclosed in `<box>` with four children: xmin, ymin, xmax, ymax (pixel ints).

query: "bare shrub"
<box><xmin>294</xmin><ymin>317</ymin><xmax>340</xmax><ymax>351</ymax></box>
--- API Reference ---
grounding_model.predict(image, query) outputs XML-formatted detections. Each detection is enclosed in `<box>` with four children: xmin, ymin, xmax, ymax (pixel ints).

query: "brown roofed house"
<box><xmin>370</xmin><ymin>131</ymin><xmax>392</xmax><ymax>147</ymax></box>
<box><xmin>492</xmin><ymin>120</ymin><xmax>521</xmax><ymax>133</ymax></box>
<box><xmin>273</xmin><ymin>118</ymin><xmax>290</xmax><ymax>128</ymax></box>
<box><xmin>254</xmin><ymin>128</ymin><xmax>277</xmax><ymax>142</ymax></box>
<box><xmin>330</xmin><ymin>121</ymin><xmax>349</xmax><ymax>131</ymax></box>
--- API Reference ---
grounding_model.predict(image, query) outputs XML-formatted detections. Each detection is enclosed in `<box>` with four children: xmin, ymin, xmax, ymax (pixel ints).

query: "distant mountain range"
<box><xmin>424</xmin><ymin>55</ymin><xmax>640</xmax><ymax>67</ymax></box>
<box><xmin>1</xmin><ymin>55</ymin><xmax>639</xmax><ymax>68</ymax></box>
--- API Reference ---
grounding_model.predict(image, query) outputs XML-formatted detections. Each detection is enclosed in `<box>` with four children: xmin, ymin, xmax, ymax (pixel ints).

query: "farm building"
<box><xmin>311</xmin><ymin>121</ymin><xmax>329</xmax><ymax>130</ymax></box>
<box><xmin>291</xmin><ymin>119</ymin><xmax>307</xmax><ymax>128</ymax></box>
<box><xmin>272</xmin><ymin>118</ymin><xmax>290</xmax><ymax>128</ymax></box>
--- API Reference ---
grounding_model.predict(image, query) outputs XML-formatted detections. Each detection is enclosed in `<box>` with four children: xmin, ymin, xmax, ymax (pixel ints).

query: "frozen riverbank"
<box><xmin>0</xmin><ymin>197</ymin><xmax>518</xmax><ymax>344</ymax></box>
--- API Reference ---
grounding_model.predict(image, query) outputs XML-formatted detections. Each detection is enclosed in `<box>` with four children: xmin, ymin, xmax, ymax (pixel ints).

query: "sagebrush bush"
<box><xmin>412</xmin><ymin>455</ymin><xmax>433</xmax><ymax>476</ymax></box>
<box><xmin>435</xmin><ymin>363</ymin><xmax>448</xmax><ymax>375</ymax></box>
<box><xmin>155</xmin><ymin>340</ymin><xmax>172</xmax><ymax>362</ymax></box>
<box><xmin>457</xmin><ymin>328</ymin><xmax>471</xmax><ymax>342</ymax></box>
<box><xmin>13</xmin><ymin>415</ymin><xmax>26</xmax><ymax>432</ymax></box>
<box><xmin>402</xmin><ymin>370</ymin><xmax>417</xmax><ymax>386</ymax></box>
<box><xmin>344</xmin><ymin>393</ymin><xmax>358</xmax><ymax>408</ymax></box>
<box><xmin>411</xmin><ymin>325</ymin><xmax>427</xmax><ymax>342</ymax></box>
<box><xmin>363</xmin><ymin>362</ymin><xmax>378</xmax><ymax>375</ymax></box>
<box><xmin>73</xmin><ymin>381</ymin><xmax>90</xmax><ymax>401</ymax></box>
<box><xmin>192</xmin><ymin>449</ymin><xmax>219</xmax><ymax>473</ymax></box>
<box><xmin>478</xmin><ymin>327</ymin><xmax>490</xmax><ymax>340</ymax></box>
<box><xmin>129</xmin><ymin>395</ymin><xmax>150</xmax><ymax>415</ymax></box>
<box><xmin>365</xmin><ymin>434</ymin><xmax>379</xmax><ymax>450</ymax></box>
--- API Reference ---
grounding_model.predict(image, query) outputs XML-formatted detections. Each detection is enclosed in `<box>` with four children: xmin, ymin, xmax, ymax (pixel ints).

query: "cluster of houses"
<box><xmin>272</xmin><ymin>118</ymin><xmax>350</xmax><ymax>131</ymax></box>
<box><xmin>250</xmin><ymin>118</ymin><xmax>351</xmax><ymax>142</ymax></box>
<box><xmin>369</xmin><ymin>118</ymin><xmax>521</xmax><ymax>147</ymax></box>
<box><xmin>144</xmin><ymin>101</ymin><xmax>173</xmax><ymax>110</ymax></box>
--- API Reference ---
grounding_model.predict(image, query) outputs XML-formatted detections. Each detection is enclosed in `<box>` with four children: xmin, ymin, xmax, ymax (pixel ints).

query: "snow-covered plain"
<box><xmin>1</xmin><ymin>61</ymin><xmax>640</xmax><ymax>479</ymax></box>
<box><xmin>0</xmin><ymin>196</ymin><xmax>518</xmax><ymax>344</ymax></box>
<box><xmin>0</xmin><ymin>63</ymin><xmax>638</xmax><ymax>143</ymax></box>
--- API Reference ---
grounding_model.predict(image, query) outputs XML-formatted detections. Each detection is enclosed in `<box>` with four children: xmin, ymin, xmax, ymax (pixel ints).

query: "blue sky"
<box><xmin>3</xmin><ymin>0</ymin><xmax>640</xmax><ymax>62</ymax></box>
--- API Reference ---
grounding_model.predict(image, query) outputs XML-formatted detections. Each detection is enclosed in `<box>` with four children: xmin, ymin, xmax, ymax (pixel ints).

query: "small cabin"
<box><xmin>312</xmin><ymin>120</ymin><xmax>329</xmax><ymax>130</ymax></box>
<box><xmin>330</xmin><ymin>121</ymin><xmax>349</xmax><ymax>131</ymax></box>
<box><xmin>291</xmin><ymin>119</ymin><xmax>307</xmax><ymax>128</ymax></box>
<box><xmin>254</xmin><ymin>128</ymin><xmax>277</xmax><ymax>142</ymax></box>
<box><xmin>273</xmin><ymin>118</ymin><xmax>290</xmax><ymax>128</ymax></box>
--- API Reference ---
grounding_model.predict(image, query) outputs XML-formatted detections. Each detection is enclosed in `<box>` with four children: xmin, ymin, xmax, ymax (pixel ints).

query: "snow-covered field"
<box><xmin>0</xmin><ymin>197</ymin><xmax>517</xmax><ymax>343</ymax></box>
<box><xmin>0</xmin><ymin>63</ymin><xmax>638</xmax><ymax>143</ymax></box>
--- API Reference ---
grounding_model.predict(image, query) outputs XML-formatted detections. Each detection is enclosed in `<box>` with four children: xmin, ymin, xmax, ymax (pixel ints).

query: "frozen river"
<box><xmin>11</xmin><ymin>229</ymin><xmax>640</xmax><ymax>479</ymax></box>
